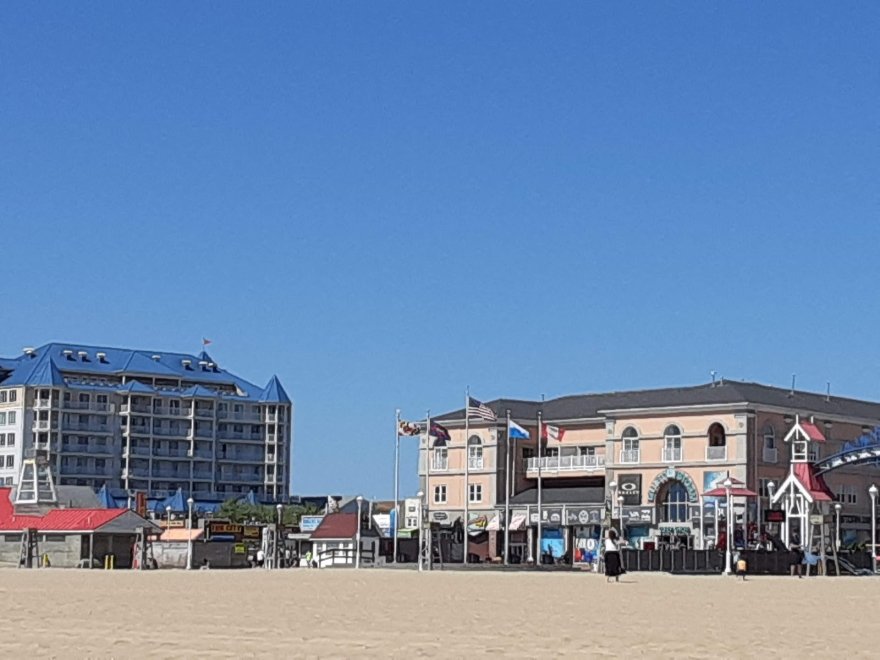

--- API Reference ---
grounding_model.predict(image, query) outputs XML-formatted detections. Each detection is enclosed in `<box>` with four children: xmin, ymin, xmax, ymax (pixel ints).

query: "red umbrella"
<box><xmin>703</xmin><ymin>477</ymin><xmax>758</xmax><ymax>498</ymax></box>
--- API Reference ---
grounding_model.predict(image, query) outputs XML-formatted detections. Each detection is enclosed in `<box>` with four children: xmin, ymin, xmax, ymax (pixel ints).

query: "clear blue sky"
<box><xmin>2</xmin><ymin>3</ymin><xmax>879</xmax><ymax>499</ymax></box>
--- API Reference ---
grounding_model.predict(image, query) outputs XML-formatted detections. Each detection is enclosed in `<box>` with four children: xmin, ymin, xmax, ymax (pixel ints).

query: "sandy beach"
<box><xmin>0</xmin><ymin>569</ymin><xmax>876</xmax><ymax>658</ymax></box>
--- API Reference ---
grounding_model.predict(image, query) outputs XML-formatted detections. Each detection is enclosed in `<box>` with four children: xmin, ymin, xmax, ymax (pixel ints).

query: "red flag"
<box><xmin>202</xmin><ymin>338</ymin><xmax>212</xmax><ymax>346</ymax></box>
<box><xmin>542</xmin><ymin>423</ymin><xmax>565</xmax><ymax>442</ymax></box>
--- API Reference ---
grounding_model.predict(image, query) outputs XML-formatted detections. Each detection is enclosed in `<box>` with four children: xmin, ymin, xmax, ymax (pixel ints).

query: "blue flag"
<box><xmin>508</xmin><ymin>420</ymin><xmax>529</xmax><ymax>440</ymax></box>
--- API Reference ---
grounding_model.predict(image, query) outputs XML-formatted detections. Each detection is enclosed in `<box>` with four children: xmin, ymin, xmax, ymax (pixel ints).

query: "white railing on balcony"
<box><xmin>63</xmin><ymin>401</ymin><xmax>114</xmax><ymax>412</ymax></box>
<box><xmin>763</xmin><ymin>447</ymin><xmax>778</xmax><ymax>463</ymax></box>
<box><xmin>706</xmin><ymin>445</ymin><xmax>727</xmax><ymax>461</ymax></box>
<box><xmin>431</xmin><ymin>458</ymin><xmax>448</xmax><ymax>472</ymax></box>
<box><xmin>526</xmin><ymin>455</ymin><xmax>605</xmax><ymax>472</ymax></box>
<box><xmin>32</xmin><ymin>420</ymin><xmax>55</xmax><ymax>432</ymax></box>
<box><xmin>468</xmin><ymin>457</ymin><xmax>484</xmax><ymax>470</ymax></box>
<box><xmin>620</xmin><ymin>449</ymin><xmax>640</xmax><ymax>464</ymax></box>
<box><xmin>120</xmin><ymin>403</ymin><xmax>152</xmax><ymax>414</ymax></box>
<box><xmin>662</xmin><ymin>448</ymin><xmax>682</xmax><ymax>463</ymax></box>
<box><xmin>33</xmin><ymin>399</ymin><xmax>53</xmax><ymax>409</ymax></box>
<box><xmin>217</xmin><ymin>411</ymin><xmax>262</xmax><ymax>422</ymax></box>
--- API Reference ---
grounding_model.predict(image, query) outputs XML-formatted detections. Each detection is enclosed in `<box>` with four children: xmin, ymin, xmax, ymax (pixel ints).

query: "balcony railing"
<box><xmin>525</xmin><ymin>455</ymin><xmax>605</xmax><ymax>472</ymax></box>
<box><xmin>61</xmin><ymin>443</ymin><xmax>114</xmax><ymax>455</ymax></box>
<box><xmin>217</xmin><ymin>411</ymin><xmax>262</xmax><ymax>422</ymax></box>
<box><xmin>152</xmin><ymin>427</ymin><xmax>190</xmax><ymax>437</ymax></box>
<box><xmin>763</xmin><ymin>447</ymin><xmax>778</xmax><ymax>463</ymax></box>
<box><xmin>63</xmin><ymin>401</ymin><xmax>113</xmax><ymax>412</ymax></box>
<box><xmin>32</xmin><ymin>420</ymin><xmax>56</xmax><ymax>432</ymax></box>
<box><xmin>431</xmin><ymin>459</ymin><xmax>448</xmax><ymax>472</ymax></box>
<box><xmin>468</xmin><ymin>457</ymin><xmax>484</xmax><ymax>470</ymax></box>
<box><xmin>194</xmin><ymin>409</ymin><xmax>215</xmax><ymax>418</ymax></box>
<box><xmin>706</xmin><ymin>445</ymin><xmax>727</xmax><ymax>461</ymax></box>
<box><xmin>662</xmin><ymin>448</ymin><xmax>682</xmax><ymax>463</ymax></box>
<box><xmin>152</xmin><ymin>406</ymin><xmax>191</xmax><ymax>417</ymax></box>
<box><xmin>33</xmin><ymin>399</ymin><xmax>53</xmax><ymax>409</ymax></box>
<box><xmin>62</xmin><ymin>422</ymin><xmax>113</xmax><ymax>433</ymax></box>
<box><xmin>620</xmin><ymin>449</ymin><xmax>640</xmax><ymax>464</ymax></box>
<box><xmin>125</xmin><ymin>446</ymin><xmax>152</xmax><ymax>456</ymax></box>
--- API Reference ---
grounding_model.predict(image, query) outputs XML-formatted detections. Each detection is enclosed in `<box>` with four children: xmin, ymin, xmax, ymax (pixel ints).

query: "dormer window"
<box><xmin>182</xmin><ymin>360</ymin><xmax>193</xmax><ymax>371</ymax></box>
<box><xmin>78</xmin><ymin>351</ymin><xmax>89</xmax><ymax>362</ymax></box>
<box><xmin>96</xmin><ymin>352</ymin><xmax>108</xmax><ymax>363</ymax></box>
<box><xmin>63</xmin><ymin>350</ymin><xmax>75</xmax><ymax>361</ymax></box>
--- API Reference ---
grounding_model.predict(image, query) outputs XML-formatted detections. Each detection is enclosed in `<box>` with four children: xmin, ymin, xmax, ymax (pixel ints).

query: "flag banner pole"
<box><xmin>393</xmin><ymin>408</ymin><xmax>401</xmax><ymax>564</ymax></box>
<box><xmin>537</xmin><ymin>410</ymin><xmax>543</xmax><ymax>566</ymax></box>
<box><xmin>504</xmin><ymin>409</ymin><xmax>511</xmax><ymax>566</ymax></box>
<box><xmin>464</xmin><ymin>386</ymin><xmax>470</xmax><ymax>565</ymax></box>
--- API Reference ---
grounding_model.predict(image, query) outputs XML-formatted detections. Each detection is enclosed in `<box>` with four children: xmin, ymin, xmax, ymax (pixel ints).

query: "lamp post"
<box><xmin>355</xmin><ymin>496</ymin><xmax>363</xmax><ymax>569</ymax></box>
<box><xmin>617</xmin><ymin>494</ymin><xmax>625</xmax><ymax>545</ymax></box>
<box><xmin>416</xmin><ymin>491</ymin><xmax>424</xmax><ymax>572</ymax></box>
<box><xmin>608</xmin><ymin>480</ymin><xmax>618</xmax><ymax>535</ymax></box>
<box><xmin>165</xmin><ymin>505</ymin><xmax>172</xmax><ymax>529</ymax></box>
<box><xmin>186</xmin><ymin>497</ymin><xmax>194</xmax><ymax>570</ymax></box>
<box><xmin>276</xmin><ymin>503</ymin><xmax>283</xmax><ymax>569</ymax></box>
<box><xmin>834</xmin><ymin>503</ymin><xmax>842</xmax><ymax>552</ymax></box>
<box><xmin>722</xmin><ymin>478</ymin><xmax>733</xmax><ymax>575</ymax></box>
<box><xmin>869</xmin><ymin>484</ymin><xmax>878</xmax><ymax>574</ymax></box>
<box><xmin>767</xmin><ymin>481</ymin><xmax>776</xmax><ymax>546</ymax></box>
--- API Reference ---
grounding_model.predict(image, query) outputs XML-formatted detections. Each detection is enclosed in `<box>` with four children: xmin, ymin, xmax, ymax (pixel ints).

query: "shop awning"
<box><xmin>509</xmin><ymin>513</ymin><xmax>527</xmax><ymax>531</ymax></box>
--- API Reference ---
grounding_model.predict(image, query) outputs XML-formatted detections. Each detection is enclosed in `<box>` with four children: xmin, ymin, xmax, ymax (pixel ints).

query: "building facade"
<box><xmin>422</xmin><ymin>381</ymin><xmax>880</xmax><ymax>563</ymax></box>
<box><xmin>0</xmin><ymin>343</ymin><xmax>292</xmax><ymax>503</ymax></box>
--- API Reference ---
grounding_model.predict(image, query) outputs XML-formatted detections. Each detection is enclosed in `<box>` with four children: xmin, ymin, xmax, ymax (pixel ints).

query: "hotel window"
<box><xmin>406</xmin><ymin>516</ymin><xmax>418</xmax><ymax>528</ymax></box>
<box><xmin>0</xmin><ymin>413</ymin><xmax>5</xmax><ymax>425</ymax></box>
<box><xmin>79</xmin><ymin>393</ymin><xmax>89</xmax><ymax>403</ymax></box>
<box><xmin>578</xmin><ymin>446</ymin><xmax>596</xmax><ymax>456</ymax></box>
<box><xmin>5</xmin><ymin>455</ymin><xmax>14</xmax><ymax>468</ymax></box>
<box><xmin>660</xmin><ymin>481</ymin><xmax>689</xmax><ymax>522</ymax></box>
<box><xmin>433</xmin><ymin>484</ymin><xmax>447</xmax><ymax>504</ymax></box>
<box><xmin>432</xmin><ymin>447</ymin><xmax>448</xmax><ymax>471</ymax></box>
<box><xmin>0</xmin><ymin>391</ymin><xmax>5</xmax><ymax>403</ymax></box>
<box><xmin>708</xmin><ymin>423</ymin><xmax>726</xmax><ymax>447</ymax></box>
<box><xmin>468</xmin><ymin>436</ymin><xmax>483</xmax><ymax>470</ymax></box>
<box><xmin>9</xmin><ymin>391</ymin><xmax>16</xmax><ymax>403</ymax></box>
<box><xmin>0</xmin><ymin>434</ymin><xmax>4</xmax><ymax>446</ymax></box>
<box><xmin>621</xmin><ymin>427</ymin><xmax>639</xmax><ymax>463</ymax></box>
<box><xmin>663</xmin><ymin>425</ymin><xmax>682</xmax><ymax>462</ymax></box>
<box><xmin>469</xmin><ymin>483</ymin><xmax>483</xmax><ymax>503</ymax></box>
<box><xmin>7</xmin><ymin>411</ymin><xmax>15</xmax><ymax>425</ymax></box>
<box><xmin>808</xmin><ymin>444</ymin><xmax>820</xmax><ymax>462</ymax></box>
<box><xmin>7</xmin><ymin>432</ymin><xmax>13</xmax><ymax>446</ymax></box>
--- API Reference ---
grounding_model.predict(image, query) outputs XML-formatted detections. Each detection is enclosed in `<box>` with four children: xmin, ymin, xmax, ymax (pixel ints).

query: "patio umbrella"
<box><xmin>703</xmin><ymin>477</ymin><xmax>758</xmax><ymax>498</ymax></box>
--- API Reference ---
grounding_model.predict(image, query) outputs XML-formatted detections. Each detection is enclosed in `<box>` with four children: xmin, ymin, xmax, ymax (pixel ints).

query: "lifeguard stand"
<box><xmin>14</xmin><ymin>452</ymin><xmax>58</xmax><ymax>511</ymax></box>
<box><xmin>771</xmin><ymin>415</ymin><xmax>834</xmax><ymax>574</ymax></box>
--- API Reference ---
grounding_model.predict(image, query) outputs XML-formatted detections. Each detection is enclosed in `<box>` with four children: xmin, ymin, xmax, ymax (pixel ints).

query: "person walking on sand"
<box><xmin>604</xmin><ymin>529</ymin><xmax>625</xmax><ymax>583</ymax></box>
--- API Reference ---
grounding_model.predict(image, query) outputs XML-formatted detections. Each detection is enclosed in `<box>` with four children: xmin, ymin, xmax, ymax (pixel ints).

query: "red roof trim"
<box><xmin>310</xmin><ymin>512</ymin><xmax>359</xmax><ymax>540</ymax></box>
<box><xmin>0</xmin><ymin>487</ymin><xmax>126</xmax><ymax>532</ymax></box>
<box><xmin>793</xmin><ymin>463</ymin><xmax>834</xmax><ymax>502</ymax></box>
<box><xmin>800</xmin><ymin>421</ymin><xmax>826</xmax><ymax>443</ymax></box>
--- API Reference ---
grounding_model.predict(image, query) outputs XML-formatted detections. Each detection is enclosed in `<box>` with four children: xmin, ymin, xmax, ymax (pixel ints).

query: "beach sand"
<box><xmin>0</xmin><ymin>568</ymin><xmax>874</xmax><ymax>658</ymax></box>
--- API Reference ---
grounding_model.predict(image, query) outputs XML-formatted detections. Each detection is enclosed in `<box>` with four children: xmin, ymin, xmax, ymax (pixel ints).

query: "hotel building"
<box><xmin>422</xmin><ymin>381</ymin><xmax>880</xmax><ymax>563</ymax></box>
<box><xmin>0</xmin><ymin>343</ymin><xmax>292</xmax><ymax>503</ymax></box>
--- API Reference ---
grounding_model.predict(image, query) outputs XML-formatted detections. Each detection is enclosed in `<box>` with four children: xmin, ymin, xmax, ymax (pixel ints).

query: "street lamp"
<box><xmin>416</xmin><ymin>491</ymin><xmax>424</xmax><ymax>572</ymax></box>
<box><xmin>276</xmin><ymin>503</ymin><xmax>284</xmax><ymax>569</ymax></box>
<box><xmin>834</xmin><ymin>502</ymin><xmax>842</xmax><ymax>552</ymax></box>
<box><xmin>722</xmin><ymin>477</ymin><xmax>733</xmax><ymax>575</ymax></box>
<box><xmin>617</xmin><ymin>494</ymin><xmax>625</xmax><ymax>545</ymax></box>
<box><xmin>869</xmin><ymin>484</ymin><xmax>878</xmax><ymax>574</ymax></box>
<box><xmin>186</xmin><ymin>497</ymin><xmax>194</xmax><ymax>570</ymax></box>
<box><xmin>608</xmin><ymin>480</ymin><xmax>618</xmax><ymax>534</ymax></box>
<box><xmin>165</xmin><ymin>505</ymin><xmax>172</xmax><ymax>529</ymax></box>
<box><xmin>355</xmin><ymin>496</ymin><xmax>363</xmax><ymax>569</ymax></box>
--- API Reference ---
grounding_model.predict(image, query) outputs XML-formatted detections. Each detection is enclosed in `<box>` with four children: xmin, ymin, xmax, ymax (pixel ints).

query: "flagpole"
<box><xmin>464</xmin><ymin>386</ymin><xmax>470</xmax><ymax>565</ymax></box>
<box><xmin>393</xmin><ymin>408</ymin><xmax>401</xmax><ymax>564</ymax></box>
<box><xmin>537</xmin><ymin>409</ymin><xmax>543</xmax><ymax>567</ymax></box>
<box><xmin>504</xmin><ymin>409</ymin><xmax>511</xmax><ymax>566</ymax></box>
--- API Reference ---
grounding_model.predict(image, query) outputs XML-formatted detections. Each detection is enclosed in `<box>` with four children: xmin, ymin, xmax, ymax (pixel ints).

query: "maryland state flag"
<box><xmin>399</xmin><ymin>420</ymin><xmax>422</xmax><ymax>436</ymax></box>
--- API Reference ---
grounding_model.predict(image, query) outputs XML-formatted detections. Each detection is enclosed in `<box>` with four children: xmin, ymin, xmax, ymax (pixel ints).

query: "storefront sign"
<box><xmin>691</xmin><ymin>503</ymin><xmax>717</xmax><ymax>522</ymax></box>
<box><xmin>565</xmin><ymin>507</ymin><xmax>603</xmax><ymax>526</ymax></box>
<box><xmin>658</xmin><ymin>525</ymin><xmax>692</xmax><ymax>536</ymax></box>
<box><xmin>764</xmin><ymin>510</ymin><xmax>785</xmax><ymax>523</ymax></box>
<box><xmin>206</xmin><ymin>522</ymin><xmax>262</xmax><ymax>542</ymax></box>
<box><xmin>300</xmin><ymin>516</ymin><xmax>324</xmax><ymax>533</ymax></box>
<box><xmin>646</xmin><ymin>470</ymin><xmax>698</xmax><ymax>503</ymax></box>
<box><xmin>431</xmin><ymin>511</ymin><xmax>449</xmax><ymax>522</ymax></box>
<box><xmin>624</xmin><ymin>507</ymin><xmax>654</xmax><ymax>524</ymax></box>
<box><xmin>529</xmin><ymin>508</ymin><xmax>564</xmax><ymax>526</ymax></box>
<box><xmin>619</xmin><ymin>474</ymin><xmax>642</xmax><ymax>505</ymax></box>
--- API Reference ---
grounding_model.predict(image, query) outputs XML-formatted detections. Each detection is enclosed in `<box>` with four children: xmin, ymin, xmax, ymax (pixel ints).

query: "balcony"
<box><xmin>152</xmin><ymin>427</ymin><xmax>190</xmax><ymax>437</ymax></box>
<box><xmin>217</xmin><ymin>410</ymin><xmax>262</xmax><ymax>422</ymax></box>
<box><xmin>468</xmin><ymin>457</ymin><xmax>484</xmax><ymax>470</ymax></box>
<box><xmin>194</xmin><ymin>408</ymin><xmax>215</xmax><ymax>419</ymax></box>
<box><xmin>193</xmin><ymin>471</ymin><xmax>214</xmax><ymax>481</ymax></box>
<box><xmin>63</xmin><ymin>401</ymin><xmax>113</xmax><ymax>413</ymax></box>
<box><xmin>430</xmin><ymin>459</ymin><xmax>448</xmax><ymax>472</ymax></box>
<box><xmin>33</xmin><ymin>399</ymin><xmax>53</xmax><ymax>409</ymax></box>
<box><xmin>120</xmin><ymin>403</ymin><xmax>152</xmax><ymax>414</ymax></box>
<box><xmin>706</xmin><ymin>445</ymin><xmax>727</xmax><ymax>461</ymax></box>
<box><xmin>153</xmin><ymin>448</ymin><xmax>191</xmax><ymax>458</ymax></box>
<box><xmin>763</xmin><ymin>447</ymin><xmax>778</xmax><ymax>463</ymax></box>
<box><xmin>126</xmin><ymin>424</ymin><xmax>150</xmax><ymax>435</ymax></box>
<box><xmin>219</xmin><ymin>453</ymin><xmax>264</xmax><ymax>464</ymax></box>
<box><xmin>62</xmin><ymin>422</ymin><xmax>113</xmax><ymax>434</ymax></box>
<box><xmin>525</xmin><ymin>454</ymin><xmax>605</xmax><ymax>473</ymax></box>
<box><xmin>61</xmin><ymin>443</ymin><xmax>115</xmax><ymax>456</ymax></box>
<box><xmin>32</xmin><ymin>420</ymin><xmax>57</xmax><ymax>432</ymax></box>
<box><xmin>125</xmin><ymin>446</ymin><xmax>152</xmax><ymax>457</ymax></box>
<box><xmin>620</xmin><ymin>449</ymin><xmax>640</xmax><ymax>464</ymax></box>
<box><xmin>152</xmin><ymin>406</ymin><xmax>191</xmax><ymax>418</ymax></box>
<box><xmin>219</xmin><ymin>472</ymin><xmax>262</xmax><ymax>483</ymax></box>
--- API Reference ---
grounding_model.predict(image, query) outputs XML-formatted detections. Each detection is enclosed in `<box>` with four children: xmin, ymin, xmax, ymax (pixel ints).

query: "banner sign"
<box><xmin>623</xmin><ymin>507</ymin><xmax>654</xmax><ymax>525</ymax></box>
<box><xmin>299</xmin><ymin>516</ymin><xmax>324</xmax><ymax>533</ymax></box>
<box><xmin>206</xmin><ymin>522</ymin><xmax>262</xmax><ymax>542</ymax></box>
<box><xmin>565</xmin><ymin>507</ymin><xmax>603</xmax><ymax>526</ymax></box>
<box><xmin>619</xmin><ymin>474</ymin><xmax>642</xmax><ymax>505</ymax></box>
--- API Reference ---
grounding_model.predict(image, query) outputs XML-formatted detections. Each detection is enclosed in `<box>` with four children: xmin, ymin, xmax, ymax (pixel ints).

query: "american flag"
<box><xmin>467</xmin><ymin>397</ymin><xmax>497</xmax><ymax>421</ymax></box>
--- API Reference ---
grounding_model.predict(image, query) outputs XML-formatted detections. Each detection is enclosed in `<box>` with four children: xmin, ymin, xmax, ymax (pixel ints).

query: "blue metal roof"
<box><xmin>0</xmin><ymin>343</ymin><xmax>288</xmax><ymax>404</ymax></box>
<box><xmin>259</xmin><ymin>375</ymin><xmax>291</xmax><ymax>403</ymax></box>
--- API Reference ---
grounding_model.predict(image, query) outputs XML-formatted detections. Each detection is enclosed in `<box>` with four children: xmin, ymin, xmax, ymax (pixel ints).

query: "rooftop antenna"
<box><xmin>826</xmin><ymin>381</ymin><xmax>831</xmax><ymax>403</ymax></box>
<box><xmin>790</xmin><ymin>374</ymin><xmax>796</xmax><ymax>397</ymax></box>
<box><xmin>710</xmin><ymin>370</ymin><xmax>717</xmax><ymax>387</ymax></box>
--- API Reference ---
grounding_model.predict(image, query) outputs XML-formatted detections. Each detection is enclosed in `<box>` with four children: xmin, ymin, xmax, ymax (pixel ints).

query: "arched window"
<box><xmin>663</xmin><ymin>425</ymin><xmax>682</xmax><ymax>462</ymax></box>
<box><xmin>660</xmin><ymin>481</ymin><xmax>689</xmax><ymax>522</ymax></box>
<box><xmin>468</xmin><ymin>435</ymin><xmax>483</xmax><ymax>470</ymax></box>
<box><xmin>621</xmin><ymin>427</ymin><xmax>640</xmax><ymax>464</ymax></box>
<box><xmin>708</xmin><ymin>423</ymin><xmax>726</xmax><ymax>447</ymax></box>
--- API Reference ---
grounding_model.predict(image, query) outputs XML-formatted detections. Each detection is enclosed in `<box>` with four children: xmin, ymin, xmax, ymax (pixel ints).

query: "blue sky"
<box><xmin>2</xmin><ymin>3</ymin><xmax>878</xmax><ymax>498</ymax></box>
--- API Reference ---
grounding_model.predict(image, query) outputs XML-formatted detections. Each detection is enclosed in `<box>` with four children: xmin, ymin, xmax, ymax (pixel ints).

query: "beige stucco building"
<box><xmin>420</xmin><ymin>381</ymin><xmax>880</xmax><ymax>564</ymax></box>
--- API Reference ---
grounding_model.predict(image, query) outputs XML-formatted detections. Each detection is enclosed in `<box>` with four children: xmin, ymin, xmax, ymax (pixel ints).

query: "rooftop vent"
<box><xmin>198</xmin><ymin>361</ymin><xmax>208</xmax><ymax>371</ymax></box>
<box><xmin>63</xmin><ymin>350</ymin><xmax>75</xmax><ymax>361</ymax></box>
<box><xmin>22</xmin><ymin>347</ymin><xmax>35</xmax><ymax>358</ymax></box>
<box><xmin>78</xmin><ymin>351</ymin><xmax>89</xmax><ymax>362</ymax></box>
<box><xmin>151</xmin><ymin>354</ymin><xmax>161</xmax><ymax>361</ymax></box>
<box><xmin>181</xmin><ymin>359</ymin><xmax>193</xmax><ymax>370</ymax></box>
<box><xmin>96</xmin><ymin>352</ymin><xmax>108</xmax><ymax>363</ymax></box>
